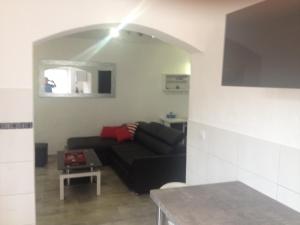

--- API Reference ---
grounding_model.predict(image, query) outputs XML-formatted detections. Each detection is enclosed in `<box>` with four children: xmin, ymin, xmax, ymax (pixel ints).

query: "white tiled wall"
<box><xmin>0</xmin><ymin>89</ymin><xmax>35</xmax><ymax>225</ymax></box>
<box><xmin>278</xmin><ymin>146</ymin><xmax>300</xmax><ymax>193</ymax></box>
<box><xmin>0</xmin><ymin>162</ymin><xmax>34</xmax><ymax>195</ymax></box>
<box><xmin>206</xmin><ymin>155</ymin><xmax>237</xmax><ymax>184</ymax></box>
<box><xmin>0</xmin><ymin>130</ymin><xmax>34</xmax><ymax>163</ymax></box>
<box><xmin>237</xmin><ymin>135</ymin><xmax>281</xmax><ymax>183</ymax></box>
<box><xmin>207</xmin><ymin>126</ymin><xmax>238</xmax><ymax>165</ymax></box>
<box><xmin>187</xmin><ymin>120</ymin><xmax>300</xmax><ymax>212</ymax></box>
<box><xmin>186</xmin><ymin>146</ymin><xmax>208</xmax><ymax>185</ymax></box>
<box><xmin>0</xmin><ymin>194</ymin><xmax>35</xmax><ymax>225</ymax></box>
<box><xmin>238</xmin><ymin>168</ymin><xmax>277</xmax><ymax>199</ymax></box>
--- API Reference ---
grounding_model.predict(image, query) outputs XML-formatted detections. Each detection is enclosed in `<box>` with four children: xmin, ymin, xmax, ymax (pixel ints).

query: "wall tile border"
<box><xmin>0</xmin><ymin>122</ymin><xmax>32</xmax><ymax>129</ymax></box>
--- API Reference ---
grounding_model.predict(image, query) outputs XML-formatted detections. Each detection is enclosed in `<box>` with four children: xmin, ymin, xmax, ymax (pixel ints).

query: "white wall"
<box><xmin>34</xmin><ymin>36</ymin><xmax>190</xmax><ymax>154</ymax></box>
<box><xmin>187</xmin><ymin>9</ymin><xmax>300</xmax><ymax>212</ymax></box>
<box><xmin>3</xmin><ymin>0</ymin><xmax>300</xmax><ymax>224</ymax></box>
<box><xmin>1</xmin><ymin>0</ymin><xmax>209</xmax><ymax>223</ymax></box>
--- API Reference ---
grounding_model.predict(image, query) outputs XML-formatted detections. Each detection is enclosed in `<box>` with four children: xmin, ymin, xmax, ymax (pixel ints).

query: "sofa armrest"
<box><xmin>129</xmin><ymin>154</ymin><xmax>186</xmax><ymax>193</ymax></box>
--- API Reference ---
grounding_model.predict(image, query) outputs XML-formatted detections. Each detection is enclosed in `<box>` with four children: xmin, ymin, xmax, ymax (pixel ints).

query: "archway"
<box><xmin>34</xmin><ymin>23</ymin><xmax>200</xmax><ymax>53</ymax></box>
<box><xmin>33</xmin><ymin>23</ymin><xmax>200</xmax><ymax>224</ymax></box>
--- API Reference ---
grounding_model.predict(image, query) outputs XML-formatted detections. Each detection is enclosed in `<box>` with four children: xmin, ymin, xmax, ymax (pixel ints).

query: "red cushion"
<box><xmin>115</xmin><ymin>126</ymin><xmax>132</xmax><ymax>143</ymax></box>
<box><xmin>100</xmin><ymin>126</ymin><xmax>120</xmax><ymax>139</ymax></box>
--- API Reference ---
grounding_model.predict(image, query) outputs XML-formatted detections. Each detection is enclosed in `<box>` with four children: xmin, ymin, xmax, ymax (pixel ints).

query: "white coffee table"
<box><xmin>57</xmin><ymin>149</ymin><xmax>102</xmax><ymax>200</ymax></box>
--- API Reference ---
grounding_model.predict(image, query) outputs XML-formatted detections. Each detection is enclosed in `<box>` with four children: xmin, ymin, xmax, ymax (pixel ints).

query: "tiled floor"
<box><xmin>36</xmin><ymin>156</ymin><xmax>157</xmax><ymax>225</ymax></box>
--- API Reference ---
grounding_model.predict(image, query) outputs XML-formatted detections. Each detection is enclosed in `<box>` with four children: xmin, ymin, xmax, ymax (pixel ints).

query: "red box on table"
<box><xmin>64</xmin><ymin>151</ymin><xmax>86</xmax><ymax>166</ymax></box>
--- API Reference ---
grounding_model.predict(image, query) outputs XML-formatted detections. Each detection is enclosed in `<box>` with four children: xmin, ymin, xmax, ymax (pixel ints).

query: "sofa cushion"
<box><xmin>125</xmin><ymin>122</ymin><xmax>139</xmax><ymax>138</ymax></box>
<box><xmin>139</xmin><ymin>122</ymin><xmax>184</xmax><ymax>146</ymax></box>
<box><xmin>67</xmin><ymin>136</ymin><xmax>117</xmax><ymax>149</ymax></box>
<box><xmin>100</xmin><ymin>126</ymin><xmax>120</xmax><ymax>139</ymax></box>
<box><xmin>111</xmin><ymin>143</ymin><xmax>156</xmax><ymax>166</ymax></box>
<box><xmin>135</xmin><ymin>131</ymin><xmax>173</xmax><ymax>155</ymax></box>
<box><xmin>115</xmin><ymin>126</ymin><xmax>132</xmax><ymax>143</ymax></box>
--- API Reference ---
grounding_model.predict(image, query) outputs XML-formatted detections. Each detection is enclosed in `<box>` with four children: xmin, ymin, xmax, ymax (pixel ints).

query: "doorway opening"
<box><xmin>33</xmin><ymin>24</ymin><xmax>194</xmax><ymax>225</ymax></box>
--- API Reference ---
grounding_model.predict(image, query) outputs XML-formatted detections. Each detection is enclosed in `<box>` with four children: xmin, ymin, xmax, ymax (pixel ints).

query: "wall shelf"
<box><xmin>162</xmin><ymin>74</ymin><xmax>190</xmax><ymax>93</ymax></box>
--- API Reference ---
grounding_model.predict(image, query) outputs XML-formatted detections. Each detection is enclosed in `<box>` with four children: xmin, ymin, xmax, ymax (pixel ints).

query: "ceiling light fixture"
<box><xmin>109</xmin><ymin>28</ymin><xmax>120</xmax><ymax>38</ymax></box>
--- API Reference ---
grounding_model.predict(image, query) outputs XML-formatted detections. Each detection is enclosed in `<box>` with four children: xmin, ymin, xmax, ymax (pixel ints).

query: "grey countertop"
<box><xmin>150</xmin><ymin>182</ymin><xmax>300</xmax><ymax>225</ymax></box>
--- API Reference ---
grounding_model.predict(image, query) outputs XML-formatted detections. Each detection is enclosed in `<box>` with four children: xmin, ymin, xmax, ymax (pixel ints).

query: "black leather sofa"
<box><xmin>67</xmin><ymin>122</ymin><xmax>186</xmax><ymax>194</ymax></box>
<box><xmin>67</xmin><ymin>137</ymin><xmax>117</xmax><ymax>165</ymax></box>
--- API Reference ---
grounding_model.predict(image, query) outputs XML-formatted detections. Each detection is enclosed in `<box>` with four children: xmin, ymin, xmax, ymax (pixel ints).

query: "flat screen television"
<box><xmin>222</xmin><ymin>0</ymin><xmax>300</xmax><ymax>88</ymax></box>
